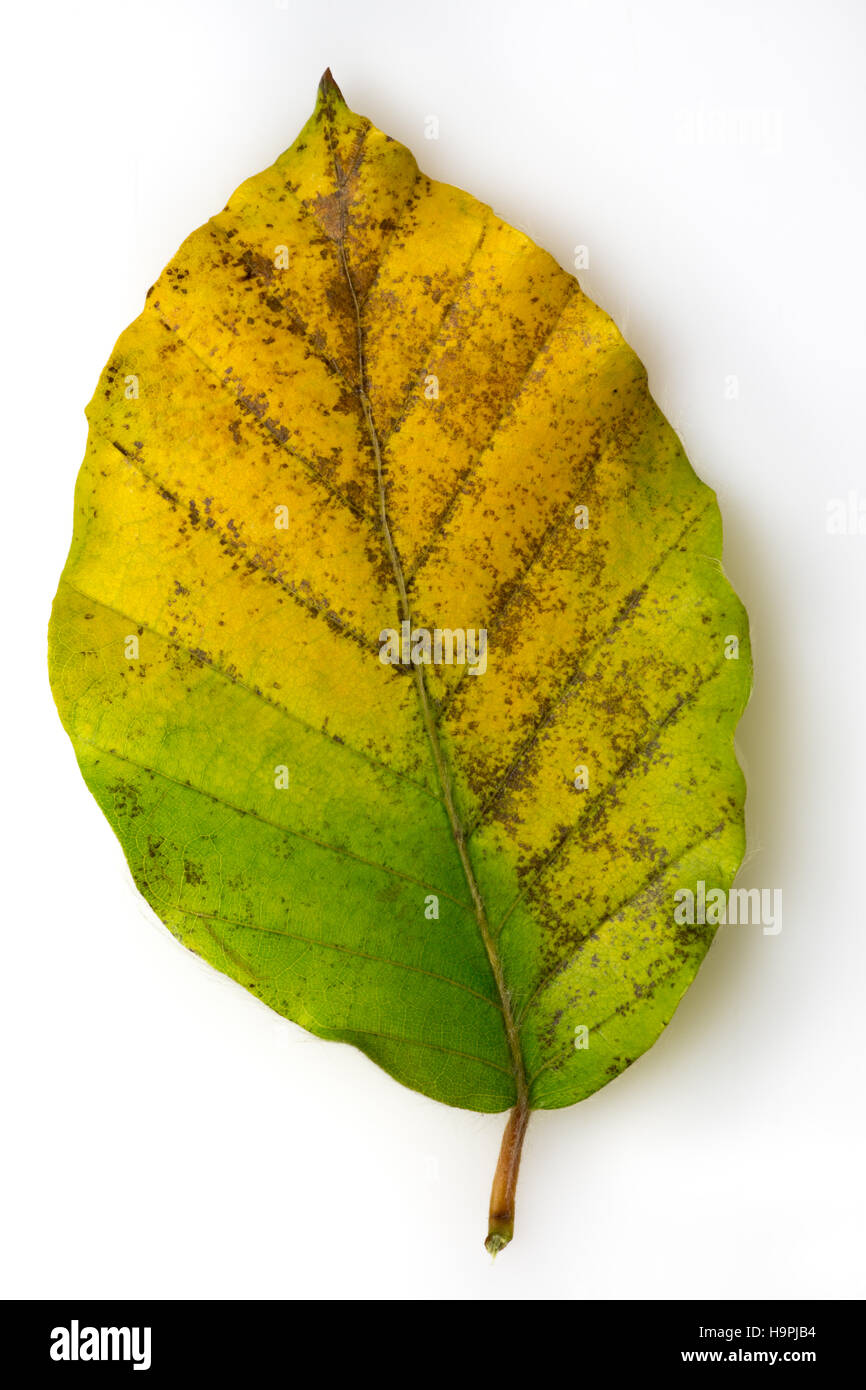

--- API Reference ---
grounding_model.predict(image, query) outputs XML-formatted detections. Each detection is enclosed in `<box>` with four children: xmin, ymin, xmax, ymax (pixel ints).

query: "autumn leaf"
<box><xmin>48</xmin><ymin>70</ymin><xmax>751</xmax><ymax>1254</ymax></box>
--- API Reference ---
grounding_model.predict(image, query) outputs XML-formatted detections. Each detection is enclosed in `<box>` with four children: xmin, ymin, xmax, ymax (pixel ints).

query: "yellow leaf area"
<box><xmin>50</xmin><ymin>72</ymin><xmax>750</xmax><ymax>1117</ymax></box>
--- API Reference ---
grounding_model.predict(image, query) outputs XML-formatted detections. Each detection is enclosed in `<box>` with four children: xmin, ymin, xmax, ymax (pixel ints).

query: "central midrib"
<box><xmin>324</xmin><ymin>109</ymin><xmax>528</xmax><ymax>1109</ymax></box>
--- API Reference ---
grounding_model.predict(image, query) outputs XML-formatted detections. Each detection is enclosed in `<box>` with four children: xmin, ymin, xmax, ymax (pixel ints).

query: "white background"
<box><xmin>2</xmin><ymin>0</ymin><xmax>864</xmax><ymax>1301</ymax></box>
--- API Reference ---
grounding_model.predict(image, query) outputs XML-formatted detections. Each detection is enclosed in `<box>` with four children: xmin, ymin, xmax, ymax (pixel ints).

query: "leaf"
<box><xmin>49</xmin><ymin>70</ymin><xmax>751</xmax><ymax>1253</ymax></box>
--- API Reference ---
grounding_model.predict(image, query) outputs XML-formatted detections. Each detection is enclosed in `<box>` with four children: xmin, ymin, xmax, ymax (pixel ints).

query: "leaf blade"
<box><xmin>49</xmin><ymin>73</ymin><xmax>751</xmax><ymax>1147</ymax></box>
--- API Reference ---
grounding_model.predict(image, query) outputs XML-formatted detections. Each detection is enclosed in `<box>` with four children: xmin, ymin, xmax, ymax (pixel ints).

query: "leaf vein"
<box><xmin>63</xmin><ymin>580</ymin><xmax>443</xmax><ymax>806</ymax></box>
<box><xmin>517</xmin><ymin>818</ymin><xmax>730</xmax><ymax>1026</ymax></box>
<box><xmin>495</xmin><ymin>660</ymin><xmax>730</xmax><ymax>935</ymax></box>
<box><xmin>163</xmin><ymin>902</ymin><xmax>501</xmax><ymax>1010</ymax></box>
<box><xmin>78</xmin><ymin>736</ymin><xmax>471</xmax><ymax>908</ymax></box>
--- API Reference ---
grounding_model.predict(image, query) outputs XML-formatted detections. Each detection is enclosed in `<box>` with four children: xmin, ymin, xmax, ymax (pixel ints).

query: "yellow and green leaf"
<box><xmin>48</xmin><ymin>71</ymin><xmax>751</xmax><ymax>1252</ymax></box>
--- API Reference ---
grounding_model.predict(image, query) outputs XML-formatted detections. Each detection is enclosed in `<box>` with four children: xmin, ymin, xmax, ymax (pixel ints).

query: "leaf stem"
<box><xmin>485</xmin><ymin>1095</ymin><xmax>530</xmax><ymax>1255</ymax></box>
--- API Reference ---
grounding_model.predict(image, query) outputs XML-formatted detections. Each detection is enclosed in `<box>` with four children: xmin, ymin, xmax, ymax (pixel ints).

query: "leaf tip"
<box><xmin>317</xmin><ymin>68</ymin><xmax>347</xmax><ymax>109</ymax></box>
